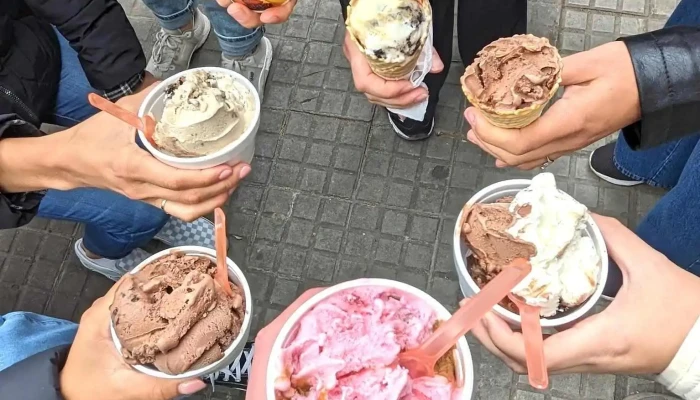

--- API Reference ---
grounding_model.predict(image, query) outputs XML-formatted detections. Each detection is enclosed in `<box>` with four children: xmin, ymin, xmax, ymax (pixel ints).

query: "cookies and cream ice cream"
<box><xmin>346</xmin><ymin>0</ymin><xmax>432</xmax><ymax>80</ymax></box>
<box><xmin>153</xmin><ymin>70</ymin><xmax>256</xmax><ymax>157</ymax></box>
<box><xmin>275</xmin><ymin>287</ymin><xmax>461</xmax><ymax>400</ymax></box>
<box><xmin>462</xmin><ymin>173</ymin><xmax>601</xmax><ymax>317</ymax></box>
<box><xmin>461</xmin><ymin>34</ymin><xmax>561</xmax><ymax>112</ymax></box>
<box><xmin>110</xmin><ymin>253</ymin><xmax>246</xmax><ymax>374</ymax></box>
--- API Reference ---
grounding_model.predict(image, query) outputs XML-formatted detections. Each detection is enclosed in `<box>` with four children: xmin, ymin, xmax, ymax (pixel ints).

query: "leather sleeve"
<box><xmin>0</xmin><ymin>345</ymin><xmax>70</xmax><ymax>400</ymax></box>
<box><xmin>619</xmin><ymin>26</ymin><xmax>700</xmax><ymax>150</ymax></box>
<box><xmin>0</xmin><ymin>115</ymin><xmax>45</xmax><ymax>229</ymax></box>
<box><xmin>22</xmin><ymin>0</ymin><xmax>146</xmax><ymax>91</ymax></box>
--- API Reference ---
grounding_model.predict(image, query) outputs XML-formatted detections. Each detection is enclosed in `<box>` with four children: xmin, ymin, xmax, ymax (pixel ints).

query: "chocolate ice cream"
<box><xmin>461</xmin><ymin>34</ymin><xmax>561</xmax><ymax>112</ymax></box>
<box><xmin>110</xmin><ymin>253</ymin><xmax>245</xmax><ymax>375</ymax></box>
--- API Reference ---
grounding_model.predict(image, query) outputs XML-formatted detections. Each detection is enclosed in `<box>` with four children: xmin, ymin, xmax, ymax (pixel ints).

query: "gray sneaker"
<box><xmin>147</xmin><ymin>8</ymin><xmax>211</xmax><ymax>80</ymax></box>
<box><xmin>220</xmin><ymin>36</ymin><xmax>273</xmax><ymax>101</ymax></box>
<box><xmin>623</xmin><ymin>395</ymin><xmax>679</xmax><ymax>400</ymax></box>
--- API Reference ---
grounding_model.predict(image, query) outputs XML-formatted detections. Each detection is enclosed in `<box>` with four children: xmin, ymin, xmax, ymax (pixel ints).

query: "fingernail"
<box><xmin>219</xmin><ymin>168</ymin><xmax>233</xmax><ymax>180</ymax></box>
<box><xmin>418</xmin><ymin>93</ymin><xmax>429</xmax><ymax>102</ymax></box>
<box><xmin>239</xmin><ymin>164</ymin><xmax>251</xmax><ymax>179</ymax></box>
<box><xmin>466</xmin><ymin>130</ymin><xmax>476</xmax><ymax>144</ymax></box>
<box><xmin>465</xmin><ymin>109</ymin><xmax>476</xmax><ymax>126</ymax></box>
<box><xmin>228</xmin><ymin>188</ymin><xmax>235</xmax><ymax>196</ymax></box>
<box><xmin>178</xmin><ymin>380</ymin><xmax>206</xmax><ymax>395</ymax></box>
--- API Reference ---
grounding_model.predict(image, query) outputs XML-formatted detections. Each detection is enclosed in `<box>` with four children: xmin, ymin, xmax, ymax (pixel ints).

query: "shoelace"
<box><xmin>150</xmin><ymin>30</ymin><xmax>185</xmax><ymax>72</ymax></box>
<box><xmin>224</xmin><ymin>58</ymin><xmax>256</xmax><ymax>83</ymax></box>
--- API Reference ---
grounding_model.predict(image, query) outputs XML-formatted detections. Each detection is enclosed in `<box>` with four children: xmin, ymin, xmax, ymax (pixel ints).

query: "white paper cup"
<box><xmin>266</xmin><ymin>278</ymin><xmax>475</xmax><ymax>400</ymax></box>
<box><xmin>137</xmin><ymin>67</ymin><xmax>261</xmax><ymax>170</ymax></box>
<box><xmin>452</xmin><ymin>179</ymin><xmax>608</xmax><ymax>329</ymax></box>
<box><xmin>110</xmin><ymin>246</ymin><xmax>253</xmax><ymax>379</ymax></box>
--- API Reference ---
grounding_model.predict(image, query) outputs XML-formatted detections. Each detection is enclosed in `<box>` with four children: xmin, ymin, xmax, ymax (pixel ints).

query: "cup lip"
<box><xmin>265</xmin><ymin>278</ymin><xmax>475</xmax><ymax>400</ymax></box>
<box><xmin>109</xmin><ymin>245</ymin><xmax>253</xmax><ymax>379</ymax></box>
<box><xmin>137</xmin><ymin>67</ymin><xmax>262</xmax><ymax>165</ymax></box>
<box><xmin>452</xmin><ymin>179</ymin><xmax>609</xmax><ymax>328</ymax></box>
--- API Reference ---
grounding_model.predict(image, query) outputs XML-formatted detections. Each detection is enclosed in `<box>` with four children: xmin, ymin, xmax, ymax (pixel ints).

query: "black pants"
<box><xmin>340</xmin><ymin>0</ymin><xmax>527</xmax><ymax>121</ymax></box>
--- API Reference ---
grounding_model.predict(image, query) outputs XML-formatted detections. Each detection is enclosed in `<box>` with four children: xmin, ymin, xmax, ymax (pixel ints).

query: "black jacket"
<box><xmin>620</xmin><ymin>26</ymin><xmax>700</xmax><ymax>150</ymax></box>
<box><xmin>0</xmin><ymin>0</ymin><xmax>145</xmax><ymax>230</ymax></box>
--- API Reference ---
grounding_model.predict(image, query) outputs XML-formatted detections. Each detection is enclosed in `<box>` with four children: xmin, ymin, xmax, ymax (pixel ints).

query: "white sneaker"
<box><xmin>220</xmin><ymin>36</ymin><xmax>273</xmax><ymax>101</ymax></box>
<box><xmin>147</xmin><ymin>8</ymin><xmax>211</xmax><ymax>79</ymax></box>
<box><xmin>73</xmin><ymin>239</ymin><xmax>151</xmax><ymax>281</ymax></box>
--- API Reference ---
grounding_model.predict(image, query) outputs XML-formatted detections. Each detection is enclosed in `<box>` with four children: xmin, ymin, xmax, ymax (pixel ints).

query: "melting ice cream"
<box><xmin>153</xmin><ymin>70</ymin><xmax>256</xmax><ymax>157</ymax></box>
<box><xmin>462</xmin><ymin>173</ymin><xmax>601</xmax><ymax>317</ymax></box>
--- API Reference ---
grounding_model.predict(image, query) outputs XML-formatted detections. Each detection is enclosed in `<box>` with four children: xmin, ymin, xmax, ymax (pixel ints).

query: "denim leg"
<box><xmin>140</xmin><ymin>0</ymin><xmax>195</xmax><ymax>30</ymax></box>
<box><xmin>37</xmin><ymin>188</ymin><xmax>169</xmax><ymax>259</ymax></box>
<box><xmin>0</xmin><ymin>312</ymin><xmax>77</xmax><ymax>372</ymax></box>
<box><xmin>613</xmin><ymin>0</ymin><xmax>700</xmax><ymax>188</ymax></box>
<box><xmin>636</xmin><ymin>139</ymin><xmax>700</xmax><ymax>274</ymax></box>
<box><xmin>50</xmin><ymin>27</ymin><xmax>99</xmax><ymax>127</ymax></box>
<box><xmin>201</xmin><ymin>0</ymin><xmax>263</xmax><ymax>58</ymax></box>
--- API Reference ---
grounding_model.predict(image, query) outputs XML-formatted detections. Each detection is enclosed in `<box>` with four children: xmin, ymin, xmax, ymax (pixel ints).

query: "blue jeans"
<box><xmin>37</xmin><ymin>29</ymin><xmax>169</xmax><ymax>259</ymax></box>
<box><xmin>143</xmin><ymin>0</ymin><xmax>263</xmax><ymax>58</ymax></box>
<box><xmin>0</xmin><ymin>312</ymin><xmax>77</xmax><ymax>372</ymax></box>
<box><xmin>614</xmin><ymin>0</ymin><xmax>700</xmax><ymax>275</ymax></box>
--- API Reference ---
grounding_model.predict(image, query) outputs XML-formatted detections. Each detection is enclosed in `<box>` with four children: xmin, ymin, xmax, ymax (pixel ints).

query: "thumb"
<box><xmin>146</xmin><ymin>379</ymin><xmax>206</xmax><ymax>399</ymax></box>
<box><xmin>227</xmin><ymin>3</ymin><xmax>262</xmax><ymax>28</ymax></box>
<box><xmin>430</xmin><ymin>47</ymin><xmax>444</xmax><ymax>73</ymax></box>
<box><xmin>542</xmin><ymin>314</ymin><xmax>606</xmax><ymax>373</ymax></box>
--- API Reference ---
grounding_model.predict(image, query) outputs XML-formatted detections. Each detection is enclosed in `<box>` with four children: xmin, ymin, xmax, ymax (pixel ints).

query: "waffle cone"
<box><xmin>464</xmin><ymin>78</ymin><xmax>560</xmax><ymax>129</ymax></box>
<box><xmin>365</xmin><ymin>50</ymin><xmax>422</xmax><ymax>81</ymax></box>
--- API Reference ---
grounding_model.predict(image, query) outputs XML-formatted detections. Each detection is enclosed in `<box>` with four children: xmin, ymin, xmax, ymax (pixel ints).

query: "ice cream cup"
<box><xmin>109</xmin><ymin>246</ymin><xmax>253</xmax><ymax>379</ymax></box>
<box><xmin>233</xmin><ymin>0</ymin><xmax>290</xmax><ymax>12</ymax></box>
<box><xmin>137</xmin><ymin>67</ymin><xmax>261</xmax><ymax>170</ymax></box>
<box><xmin>266</xmin><ymin>278</ymin><xmax>475</xmax><ymax>399</ymax></box>
<box><xmin>452</xmin><ymin>179</ymin><xmax>609</xmax><ymax>329</ymax></box>
<box><xmin>346</xmin><ymin>0</ymin><xmax>432</xmax><ymax>81</ymax></box>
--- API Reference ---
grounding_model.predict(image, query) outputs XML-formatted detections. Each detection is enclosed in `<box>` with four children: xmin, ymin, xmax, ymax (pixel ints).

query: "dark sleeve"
<box><xmin>0</xmin><ymin>345</ymin><xmax>70</xmax><ymax>400</ymax></box>
<box><xmin>619</xmin><ymin>26</ymin><xmax>700</xmax><ymax>150</ymax></box>
<box><xmin>22</xmin><ymin>0</ymin><xmax>146</xmax><ymax>92</ymax></box>
<box><xmin>338</xmin><ymin>0</ymin><xmax>349</xmax><ymax>19</ymax></box>
<box><xmin>0</xmin><ymin>115</ymin><xmax>46</xmax><ymax>229</ymax></box>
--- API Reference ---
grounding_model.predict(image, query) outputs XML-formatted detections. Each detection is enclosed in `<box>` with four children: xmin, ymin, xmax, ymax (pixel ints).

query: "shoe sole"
<box><xmin>73</xmin><ymin>239</ymin><xmax>121</xmax><ymax>281</ymax></box>
<box><xmin>387</xmin><ymin>112</ymin><xmax>435</xmax><ymax>141</ymax></box>
<box><xmin>588</xmin><ymin>151</ymin><xmax>643</xmax><ymax>187</ymax></box>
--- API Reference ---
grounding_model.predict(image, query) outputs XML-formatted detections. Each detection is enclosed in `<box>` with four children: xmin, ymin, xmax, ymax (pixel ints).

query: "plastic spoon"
<box><xmin>87</xmin><ymin>93</ymin><xmax>157</xmax><ymax>146</ymax></box>
<box><xmin>398</xmin><ymin>259</ymin><xmax>532</xmax><ymax>379</ymax></box>
<box><xmin>214</xmin><ymin>208</ymin><xmax>234</xmax><ymax>297</ymax></box>
<box><xmin>508</xmin><ymin>293</ymin><xmax>548</xmax><ymax>390</ymax></box>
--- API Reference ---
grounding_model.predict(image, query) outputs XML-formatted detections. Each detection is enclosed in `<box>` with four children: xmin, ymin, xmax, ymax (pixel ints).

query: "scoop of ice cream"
<box><xmin>462</xmin><ymin>201</ymin><xmax>536</xmax><ymax>274</ymax></box>
<box><xmin>110</xmin><ymin>253</ymin><xmax>246</xmax><ymax>374</ymax></box>
<box><xmin>346</xmin><ymin>0</ymin><xmax>431</xmax><ymax>63</ymax></box>
<box><xmin>275</xmin><ymin>287</ymin><xmax>459</xmax><ymax>400</ymax></box>
<box><xmin>153</xmin><ymin>70</ymin><xmax>255</xmax><ymax>157</ymax></box>
<box><xmin>463</xmin><ymin>173</ymin><xmax>601</xmax><ymax>317</ymax></box>
<box><xmin>461</xmin><ymin>34</ymin><xmax>561</xmax><ymax>111</ymax></box>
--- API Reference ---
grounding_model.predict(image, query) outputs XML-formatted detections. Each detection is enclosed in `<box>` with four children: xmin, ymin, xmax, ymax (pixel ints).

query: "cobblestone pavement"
<box><xmin>0</xmin><ymin>0</ymin><xmax>684</xmax><ymax>399</ymax></box>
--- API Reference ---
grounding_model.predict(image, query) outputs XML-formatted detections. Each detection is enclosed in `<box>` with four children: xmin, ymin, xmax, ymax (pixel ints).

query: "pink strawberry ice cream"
<box><xmin>274</xmin><ymin>287</ymin><xmax>461</xmax><ymax>400</ymax></box>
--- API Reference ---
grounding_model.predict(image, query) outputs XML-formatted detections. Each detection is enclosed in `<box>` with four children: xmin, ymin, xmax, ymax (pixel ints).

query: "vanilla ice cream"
<box><xmin>153</xmin><ymin>70</ymin><xmax>256</xmax><ymax>157</ymax></box>
<box><xmin>463</xmin><ymin>173</ymin><xmax>602</xmax><ymax>317</ymax></box>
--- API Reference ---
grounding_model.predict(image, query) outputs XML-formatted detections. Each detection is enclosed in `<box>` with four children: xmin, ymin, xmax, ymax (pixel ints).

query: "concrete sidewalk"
<box><xmin>1</xmin><ymin>0</ymin><xmax>681</xmax><ymax>398</ymax></box>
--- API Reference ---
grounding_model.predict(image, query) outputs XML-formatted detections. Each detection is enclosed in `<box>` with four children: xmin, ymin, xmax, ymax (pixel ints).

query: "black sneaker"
<box><xmin>589</xmin><ymin>142</ymin><xmax>643</xmax><ymax>187</ymax></box>
<box><xmin>387</xmin><ymin>102</ymin><xmax>436</xmax><ymax>141</ymax></box>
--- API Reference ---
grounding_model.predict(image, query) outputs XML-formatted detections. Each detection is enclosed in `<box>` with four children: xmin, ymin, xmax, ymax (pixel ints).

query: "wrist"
<box><xmin>0</xmin><ymin>130</ymin><xmax>76</xmax><ymax>192</ymax></box>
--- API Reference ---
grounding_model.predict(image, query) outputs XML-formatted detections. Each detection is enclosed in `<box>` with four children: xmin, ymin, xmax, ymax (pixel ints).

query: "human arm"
<box><xmin>22</xmin><ymin>0</ymin><xmax>146</xmax><ymax>95</ymax></box>
<box><xmin>465</xmin><ymin>26</ymin><xmax>700</xmax><ymax>169</ymax></box>
<box><xmin>469</xmin><ymin>215</ymin><xmax>700</xmax><ymax>399</ymax></box>
<box><xmin>0</xmin><ymin>87</ymin><xmax>249</xmax><ymax>228</ymax></box>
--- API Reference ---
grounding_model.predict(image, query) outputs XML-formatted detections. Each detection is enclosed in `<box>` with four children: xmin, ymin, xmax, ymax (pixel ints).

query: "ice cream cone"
<box><xmin>461</xmin><ymin>34</ymin><xmax>563</xmax><ymax>129</ymax></box>
<box><xmin>346</xmin><ymin>0</ymin><xmax>432</xmax><ymax>81</ymax></box>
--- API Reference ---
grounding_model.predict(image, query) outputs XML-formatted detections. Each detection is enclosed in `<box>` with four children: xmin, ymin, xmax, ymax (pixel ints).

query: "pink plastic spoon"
<box><xmin>508</xmin><ymin>293</ymin><xmax>548</xmax><ymax>390</ymax></box>
<box><xmin>398</xmin><ymin>259</ymin><xmax>532</xmax><ymax>379</ymax></box>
